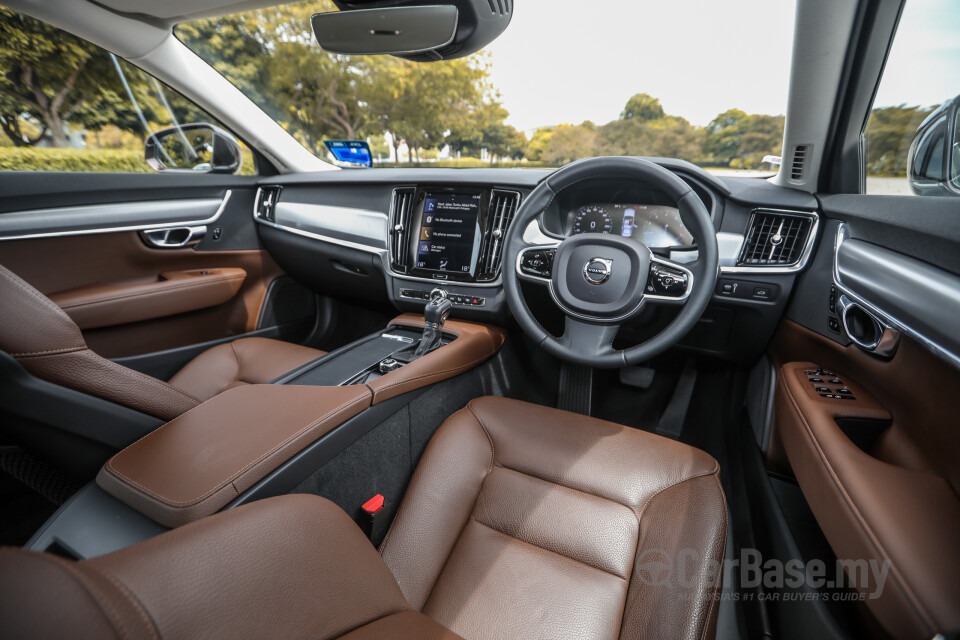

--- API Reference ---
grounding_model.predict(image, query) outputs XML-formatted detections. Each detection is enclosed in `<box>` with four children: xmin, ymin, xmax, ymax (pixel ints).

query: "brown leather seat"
<box><xmin>381</xmin><ymin>397</ymin><xmax>728</xmax><ymax>639</ymax></box>
<box><xmin>0</xmin><ymin>494</ymin><xmax>462</xmax><ymax>640</ymax></box>
<box><xmin>0</xmin><ymin>396</ymin><xmax>727</xmax><ymax>639</ymax></box>
<box><xmin>0</xmin><ymin>264</ymin><xmax>324</xmax><ymax>420</ymax></box>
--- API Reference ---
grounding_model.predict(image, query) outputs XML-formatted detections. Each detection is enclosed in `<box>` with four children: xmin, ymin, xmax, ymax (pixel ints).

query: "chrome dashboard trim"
<box><xmin>273</xmin><ymin>201</ymin><xmax>388</xmax><ymax>250</ymax></box>
<box><xmin>0</xmin><ymin>192</ymin><xmax>231</xmax><ymax>241</ymax></box>
<box><xmin>718</xmin><ymin>208</ymin><xmax>820</xmax><ymax>274</ymax></box>
<box><xmin>833</xmin><ymin>223</ymin><xmax>960</xmax><ymax>371</ymax></box>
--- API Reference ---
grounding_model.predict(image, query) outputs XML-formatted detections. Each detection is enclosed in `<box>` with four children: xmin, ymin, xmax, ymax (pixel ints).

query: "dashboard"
<box><xmin>567</xmin><ymin>203</ymin><xmax>693</xmax><ymax>248</ymax></box>
<box><xmin>250</xmin><ymin>162</ymin><xmax>820</xmax><ymax>364</ymax></box>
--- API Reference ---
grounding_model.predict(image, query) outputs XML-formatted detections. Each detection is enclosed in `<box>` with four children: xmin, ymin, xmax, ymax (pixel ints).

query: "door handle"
<box><xmin>140</xmin><ymin>225</ymin><xmax>206</xmax><ymax>248</ymax></box>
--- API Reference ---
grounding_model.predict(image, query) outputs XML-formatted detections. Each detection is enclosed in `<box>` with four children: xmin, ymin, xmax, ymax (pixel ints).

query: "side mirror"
<box><xmin>145</xmin><ymin>123</ymin><xmax>242</xmax><ymax>174</ymax></box>
<box><xmin>907</xmin><ymin>94</ymin><xmax>960</xmax><ymax>196</ymax></box>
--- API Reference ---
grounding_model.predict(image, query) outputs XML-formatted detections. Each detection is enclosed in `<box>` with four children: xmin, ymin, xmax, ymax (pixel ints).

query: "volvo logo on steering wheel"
<box><xmin>583</xmin><ymin>258</ymin><xmax>613</xmax><ymax>285</ymax></box>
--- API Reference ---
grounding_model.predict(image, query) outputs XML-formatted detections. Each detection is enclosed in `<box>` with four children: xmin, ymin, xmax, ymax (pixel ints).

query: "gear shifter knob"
<box><xmin>414</xmin><ymin>297</ymin><xmax>452</xmax><ymax>358</ymax></box>
<box><xmin>424</xmin><ymin>296</ymin><xmax>453</xmax><ymax>328</ymax></box>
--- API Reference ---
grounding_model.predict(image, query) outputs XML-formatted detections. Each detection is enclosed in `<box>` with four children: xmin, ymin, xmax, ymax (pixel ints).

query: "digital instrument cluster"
<box><xmin>568</xmin><ymin>203</ymin><xmax>693</xmax><ymax>248</ymax></box>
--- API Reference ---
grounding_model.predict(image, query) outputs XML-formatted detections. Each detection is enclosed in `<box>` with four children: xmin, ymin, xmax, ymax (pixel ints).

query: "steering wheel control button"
<box><xmin>647</xmin><ymin>264</ymin><xmax>689</xmax><ymax>297</ymax></box>
<box><xmin>520</xmin><ymin>248</ymin><xmax>556</xmax><ymax>278</ymax></box>
<box><xmin>583</xmin><ymin>258</ymin><xmax>613</xmax><ymax>285</ymax></box>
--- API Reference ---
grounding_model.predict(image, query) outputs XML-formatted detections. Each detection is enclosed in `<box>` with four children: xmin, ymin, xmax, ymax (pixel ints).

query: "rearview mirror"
<box><xmin>907</xmin><ymin>94</ymin><xmax>960</xmax><ymax>196</ymax></box>
<box><xmin>312</xmin><ymin>6</ymin><xmax>458</xmax><ymax>56</ymax></box>
<box><xmin>145</xmin><ymin>123</ymin><xmax>242</xmax><ymax>174</ymax></box>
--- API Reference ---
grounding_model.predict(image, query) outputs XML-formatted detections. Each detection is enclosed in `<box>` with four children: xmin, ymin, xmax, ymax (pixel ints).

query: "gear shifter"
<box><xmin>414</xmin><ymin>293</ymin><xmax>453</xmax><ymax>357</ymax></box>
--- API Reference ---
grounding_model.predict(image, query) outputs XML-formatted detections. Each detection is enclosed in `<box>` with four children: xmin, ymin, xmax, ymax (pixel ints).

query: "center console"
<box><xmin>28</xmin><ymin>313</ymin><xmax>506</xmax><ymax>556</ymax></box>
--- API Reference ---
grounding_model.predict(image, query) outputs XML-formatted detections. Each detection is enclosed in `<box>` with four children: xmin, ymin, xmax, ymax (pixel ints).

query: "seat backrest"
<box><xmin>0</xmin><ymin>264</ymin><xmax>198</xmax><ymax>420</ymax></box>
<box><xmin>380</xmin><ymin>396</ymin><xmax>728</xmax><ymax>640</ymax></box>
<box><xmin>0</xmin><ymin>495</ymin><xmax>465</xmax><ymax>640</ymax></box>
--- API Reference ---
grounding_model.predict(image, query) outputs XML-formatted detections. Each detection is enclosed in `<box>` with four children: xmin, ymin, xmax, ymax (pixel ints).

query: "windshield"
<box><xmin>176</xmin><ymin>0</ymin><xmax>797</xmax><ymax>172</ymax></box>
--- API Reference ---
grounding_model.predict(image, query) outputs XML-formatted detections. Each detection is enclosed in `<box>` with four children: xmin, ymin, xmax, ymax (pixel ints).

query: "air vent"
<box><xmin>477</xmin><ymin>190</ymin><xmax>520</xmax><ymax>281</ymax></box>
<box><xmin>790</xmin><ymin>144</ymin><xmax>810</xmax><ymax>181</ymax></box>
<box><xmin>389</xmin><ymin>187</ymin><xmax>416</xmax><ymax>270</ymax></box>
<box><xmin>254</xmin><ymin>186</ymin><xmax>281</xmax><ymax>222</ymax></box>
<box><xmin>487</xmin><ymin>0</ymin><xmax>512</xmax><ymax>15</ymax></box>
<box><xmin>737</xmin><ymin>210</ymin><xmax>815</xmax><ymax>267</ymax></box>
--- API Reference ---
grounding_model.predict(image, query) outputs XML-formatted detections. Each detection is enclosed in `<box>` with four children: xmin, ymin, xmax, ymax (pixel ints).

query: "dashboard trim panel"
<box><xmin>273</xmin><ymin>201</ymin><xmax>388</xmax><ymax>250</ymax></box>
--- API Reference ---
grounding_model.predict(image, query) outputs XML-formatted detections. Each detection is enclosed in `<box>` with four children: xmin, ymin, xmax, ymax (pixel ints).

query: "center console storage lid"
<box><xmin>97</xmin><ymin>384</ymin><xmax>371</xmax><ymax>528</ymax></box>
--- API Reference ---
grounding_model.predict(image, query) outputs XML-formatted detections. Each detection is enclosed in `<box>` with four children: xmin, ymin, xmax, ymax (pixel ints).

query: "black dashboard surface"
<box><xmin>253</xmin><ymin>160</ymin><xmax>820</xmax><ymax>364</ymax></box>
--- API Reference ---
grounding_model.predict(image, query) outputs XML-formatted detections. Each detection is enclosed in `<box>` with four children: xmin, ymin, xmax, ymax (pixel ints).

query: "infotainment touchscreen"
<box><xmin>415</xmin><ymin>192</ymin><xmax>482</xmax><ymax>274</ymax></box>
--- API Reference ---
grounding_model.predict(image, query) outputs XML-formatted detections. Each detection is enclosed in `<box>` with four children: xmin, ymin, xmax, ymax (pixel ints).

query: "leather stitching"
<box><xmin>780</xmin><ymin>374</ymin><xmax>936</xmax><ymax>629</ymax></box>
<box><xmin>470</xmin><ymin>517</ymin><xmax>629</xmax><ymax>581</ymax></box>
<box><xmin>83</xmin><ymin>564</ymin><xmax>161</xmax><ymax>640</ymax></box>
<box><xmin>41</xmin><ymin>554</ymin><xmax>133</xmax><ymax>640</ymax></box>
<box><xmin>418</xmin><ymin>407</ymin><xmax>495</xmax><ymax>611</ymax></box>
<box><xmin>56</xmin><ymin>274</ymin><xmax>244</xmax><ymax>308</ymax></box>
<box><xmin>491</xmin><ymin>463</ymin><xmax>639</xmax><ymax>511</ymax></box>
<box><xmin>1</xmin><ymin>265</ymin><xmax>85</xmax><ymax>337</ymax></box>
<box><xmin>12</xmin><ymin>346</ymin><xmax>87</xmax><ymax>357</ymax></box>
<box><xmin>698</xmin><ymin>472</ymin><xmax>728</xmax><ymax>640</ymax></box>
<box><xmin>104</xmin><ymin>389</ymin><xmax>371</xmax><ymax>506</ymax></box>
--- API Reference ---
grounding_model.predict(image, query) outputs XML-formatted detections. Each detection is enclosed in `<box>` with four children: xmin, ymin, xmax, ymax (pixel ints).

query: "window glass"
<box><xmin>177</xmin><ymin>0</ymin><xmax>796</xmax><ymax>173</ymax></box>
<box><xmin>864</xmin><ymin>0</ymin><xmax>960</xmax><ymax>195</ymax></box>
<box><xmin>0</xmin><ymin>8</ymin><xmax>255</xmax><ymax>173</ymax></box>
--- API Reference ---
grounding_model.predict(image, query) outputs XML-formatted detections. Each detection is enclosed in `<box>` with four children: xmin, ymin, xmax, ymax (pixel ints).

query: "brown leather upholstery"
<box><xmin>0</xmin><ymin>263</ymin><xmax>200</xmax><ymax>421</ymax></box>
<box><xmin>0</xmin><ymin>494</ymin><xmax>463</xmax><ymax>640</ymax></box>
<box><xmin>0</xmin><ymin>231</ymin><xmax>286</xmax><ymax>358</ymax></box>
<box><xmin>776</xmin><ymin>361</ymin><xmax>960</xmax><ymax>639</ymax></box>
<box><xmin>49</xmin><ymin>267</ymin><xmax>247</xmax><ymax>331</ymax></box>
<box><xmin>97</xmin><ymin>384</ymin><xmax>372</xmax><ymax>527</ymax></box>
<box><xmin>0</xmin><ymin>263</ymin><xmax>324</xmax><ymax>420</ymax></box>
<box><xmin>2</xmin><ymin>398</ymin><xmax>726</xmax><ymax>638</ymax></box>
<box><xmin>380</xmin><ymin>396</ymin><xmax>727</xmax><ymax>640</ymax></box>
<box><xmin>168</xmin><ymin>336</ymin><xmax>324</xmax><ymax>402</ymax></box>
<box><xmin>368</xmin><ymin>314</ymin><xmax>506</xmax><ymax>404</ymax></box>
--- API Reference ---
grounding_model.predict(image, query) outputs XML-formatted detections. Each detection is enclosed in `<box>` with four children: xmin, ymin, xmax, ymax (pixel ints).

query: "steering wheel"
<box><xmin>503</xmin><ymin>157</ymin><xmax>718</xmax><ymax>368</ymax></box>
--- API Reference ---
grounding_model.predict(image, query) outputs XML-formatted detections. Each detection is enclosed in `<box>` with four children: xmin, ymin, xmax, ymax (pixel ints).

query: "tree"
<box><xmin>864</xmin><ymin>104</ymin><xmax>936</xmax><ymax>176</ymax></box>
<box><xmin>543</xmin><ymin>122</ymin><xmax>597</xmax><ymax>163</ymax></box>
<box><xmin>525</xmin><ymin>127</ymin><xmax>554</xmax><ymax>161</ymax></box>
<box><xmin>705</xmin><ymin>109</ymin><xmax>783</xmax><ymax>167</ymax></box>
<box><xmin>370</xmin><ymin>56</ymin><xmax>488</xmax><ymax>163</ymax></box>
<box><xmin>0</xmin><ymin>8</ymin><xmax>129</xmax><ymax>147</ymax></box>
<box><xmin>446</xmin><ymin>100</ymin><xmax>525</xmax><ymax>161</ymax></box>
<box><xmin>621</xmin><ymin>93</ymin><xmax>665</xmax><ymax>121</ymax></box>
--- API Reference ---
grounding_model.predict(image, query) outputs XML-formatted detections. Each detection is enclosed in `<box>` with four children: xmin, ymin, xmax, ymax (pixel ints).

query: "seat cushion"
<box><xmin>380</xmin><ymin>396</ymin><xmax>727</xmax><ymax>640</ymax></box>
<box><xmin>168</xmin><ymin>337</ymin><xmax>325</xmax><ymax>402</ymax></box>
<box><xmin>0</xmin><ymin>495</ymin><xmax>463</xmax><ymax>640</ymax></box>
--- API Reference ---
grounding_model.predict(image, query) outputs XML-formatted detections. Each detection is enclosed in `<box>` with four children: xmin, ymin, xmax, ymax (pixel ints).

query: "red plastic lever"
<box><xmin>362</xmin><ymin>494</ymin><xmax>385</xmax><ymax>514</ymax></box>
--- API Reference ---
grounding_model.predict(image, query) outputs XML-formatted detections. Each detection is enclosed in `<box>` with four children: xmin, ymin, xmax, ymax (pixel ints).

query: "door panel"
<box><xmin>0</xmin><ymin>174</ymin><xmax>307</xmax><ymax>360</ymax></box>
<box><xmin>765</xmin><ymin>192</ymin><xmax>960</xmax><ymax>638</ymax></box>
<box><xmin>0</xmin><ymin>230</ymin><xmax>283</xmax><ymax>358</ymax></box>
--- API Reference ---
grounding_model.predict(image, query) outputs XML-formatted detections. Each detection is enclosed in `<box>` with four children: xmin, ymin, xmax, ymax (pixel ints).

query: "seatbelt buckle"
<box><xmin>360</xmin><ymin>494</ymin><xmax>388</xmax><ymax>543</ymax></box>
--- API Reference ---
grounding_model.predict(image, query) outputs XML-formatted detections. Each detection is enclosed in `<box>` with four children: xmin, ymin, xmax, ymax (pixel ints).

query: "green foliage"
<box><xmin>0</xmin><ymin>146</ymin><xmax>256</xmax><ymax>174</ymax></box>
<box><xmin>621</xmin><ymin>93</ymin><xmax>665</xmax><ymax>121</ymax></box>
<box><xmin>865</xmin><ymin>104</ymin><xmax>935</xmax><ymax>176</ymax></box>
<box><xmin>0</xmin><ymin>147</ymin><xmax>151</xmax><ymax>172</ymax></box>
<box><xmin>705</xmin><ymin>109</ymin><xmax>784</xmax><ymax>167</ymax></box>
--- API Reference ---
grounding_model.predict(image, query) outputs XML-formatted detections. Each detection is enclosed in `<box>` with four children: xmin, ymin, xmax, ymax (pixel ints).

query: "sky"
<box><xmin>482</xmin><ymin>0</ymin><xmax>960</xmax><ymax>133</ymax></box>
